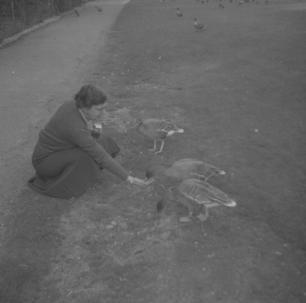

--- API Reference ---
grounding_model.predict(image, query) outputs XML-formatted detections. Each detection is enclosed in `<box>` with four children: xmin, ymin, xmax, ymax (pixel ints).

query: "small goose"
<box><xmin>193</xmin><ymin>18</ymin><xmax>206</xmax><ymax>31</ymax></box>
<box><xmin>176</xmin><ymin>7</ymin><xmax>183</xmax><ymax>17</ymax></box>
<box><xmin>175</xmin><ymin>178</ymin><xmax>237</xmax><ymax>221</ymax></box>
<box><xmin>137</xmin><ymin>118</ymin><xmax>184</xmax><ymax>153</ymax></box>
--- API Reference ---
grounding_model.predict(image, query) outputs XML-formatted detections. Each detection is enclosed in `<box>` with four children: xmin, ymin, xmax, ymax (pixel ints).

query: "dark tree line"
<box><xmin>0</xmin><ymin>0</ymin><xmax>86</xmax><ymax>41</ymax></box>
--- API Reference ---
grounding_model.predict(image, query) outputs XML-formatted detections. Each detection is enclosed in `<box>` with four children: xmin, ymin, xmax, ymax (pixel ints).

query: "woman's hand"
<box><xmin>127</xmin><ymin>176</ymin><xmax>153</xmax><ymax>186</ymax></box>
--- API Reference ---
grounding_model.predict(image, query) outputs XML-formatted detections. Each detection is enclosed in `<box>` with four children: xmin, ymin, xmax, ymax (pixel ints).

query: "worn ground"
<box><xmin>0</xmin><ymin>0</ymin><xmax>306</xmax><ymax>302</ymax></box>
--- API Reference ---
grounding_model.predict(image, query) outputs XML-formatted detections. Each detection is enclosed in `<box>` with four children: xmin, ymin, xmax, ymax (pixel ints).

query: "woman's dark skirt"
<box><xmin>28</xmin><ymin>136</ymin><xmax>120</xmax><ymax>199</ymax></box>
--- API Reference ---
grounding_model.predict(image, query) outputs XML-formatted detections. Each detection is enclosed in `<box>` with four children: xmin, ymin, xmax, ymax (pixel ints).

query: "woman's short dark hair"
<box><xmin>74</xmin><ymin>84</ymin><xmax>107</xmax><ymax>109</ymax></box>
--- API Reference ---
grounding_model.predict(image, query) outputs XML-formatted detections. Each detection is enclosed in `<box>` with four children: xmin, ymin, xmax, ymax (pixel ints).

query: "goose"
<box><xmin>74</xmin><ymin>9</ymin><xmax>80</xmax><ymax>17</ymax></box>
<box><xmin>164</xmin><ymin>158</ymin><xmax>226</xmax><ymax>181</ymax></box>
<box><xmin>146</xmin><ymin>158</ymin><xmax>226</xmax><ymax>181</ymax></box>
<box><xmin>193</xmin><ymin>18</ymin><xmax>206</xmax><ymax>31</ymax></box>
<box><xmin>175</xmin><ymin>178</ymin><xmax>236</xmax><ymax>221</ymax></box>
<box><xmin>145</xmin><ymin>159</ymin><xmax>227</xmax><ymax>215</ymax></box>
<box><xmin>137</xmin><ymin>118</ymin><xmax>184</xmax><ymax>153</ymax></box>
<box><xmin>176</xmin><ymin>8</ymin><xmax>183</xmax><ymax>17</ymax></box>
<box><xmin>95</xmin><ymin>5</ymin><xmax>103</xmax><ymax>12</ymax></box>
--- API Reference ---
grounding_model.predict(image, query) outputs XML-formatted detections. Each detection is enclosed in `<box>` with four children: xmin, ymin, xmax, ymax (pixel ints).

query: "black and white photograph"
<box><xmin>0</xmin><ymin>0</ymin><xmax>305</xmax><ymax>302</ymax></box>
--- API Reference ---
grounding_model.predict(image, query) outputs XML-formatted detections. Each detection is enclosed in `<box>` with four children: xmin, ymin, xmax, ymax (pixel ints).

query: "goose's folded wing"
<box><xmin>197</xmin><ymin>182</ymin><xmax>236</xmax><ymax>207</ymax></box>
<box><xmin>178</xmin><ymin>179</ymin><xmax>236</xmax><ymax>207</ymax></box>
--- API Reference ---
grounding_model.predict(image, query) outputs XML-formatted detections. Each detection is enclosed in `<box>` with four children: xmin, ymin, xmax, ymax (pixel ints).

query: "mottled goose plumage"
<box><xmin>175</xmin><ymin>178</ymin><xmax>236</xmax><ymax>221</ymax></box>
<box><xmin>137</xmin><ymin>118</ymin><xmax>184</xmax><ymax>153</ymax></box>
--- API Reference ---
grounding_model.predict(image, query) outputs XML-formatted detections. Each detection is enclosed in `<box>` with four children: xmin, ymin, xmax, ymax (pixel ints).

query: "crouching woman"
<box><xmin>28</xmin><ymin>84</ymin><xmax>149</xmax><ymax>199</ymax></box>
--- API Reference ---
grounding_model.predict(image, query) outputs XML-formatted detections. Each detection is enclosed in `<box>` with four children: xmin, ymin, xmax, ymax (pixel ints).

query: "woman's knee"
<box><xmin>35</xmin><ymin>149</ymin><xmax>93</xmax><ymax>177</ymax></box>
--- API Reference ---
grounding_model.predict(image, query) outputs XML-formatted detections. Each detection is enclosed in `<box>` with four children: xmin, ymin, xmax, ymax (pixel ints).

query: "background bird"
<box><xmin>175</xmin><ymin>178</ymin><xmax>237</xmax><ymax>221</ymax></box>
<box><xmin>95</xmin><ymin>5</ymin><xmax>103</xmax><ymax>12</ymax></box>
<box><xmin>137</xmin><ymin>118</ymin><xmax>184</xmax><ymax>153</ymax></box>
<box><xmin>193</xmin><ymin>18</ymin><xmax>206</xmax><ymax>31</ymax></box>
<box><xmin>74</xmin><ymin>9</ymin><xmax>80</xmax><ymax>17</ymax></box>
<box><xmin>176</xmin><ymin>7</ymin><xmax>183</xmax><ymax>17</ymax></box>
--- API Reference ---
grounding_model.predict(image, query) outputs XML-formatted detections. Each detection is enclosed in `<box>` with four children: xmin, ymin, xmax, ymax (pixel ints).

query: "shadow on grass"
<box><xmin>0</xmin><ymin>187</ymin><xmax>74</xmax><ymax>303</ymax></box>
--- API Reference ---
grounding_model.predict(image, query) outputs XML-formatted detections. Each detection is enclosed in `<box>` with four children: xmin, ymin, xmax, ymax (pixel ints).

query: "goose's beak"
<box><xmin>226</xmin><ymin>199</ymin><xmax>237</xmax><ymax>207</ymax></box>
<box><xmin>167</xmin><ymin>128</ymin><xmax>184</xmax><ymax>136</ymax></box>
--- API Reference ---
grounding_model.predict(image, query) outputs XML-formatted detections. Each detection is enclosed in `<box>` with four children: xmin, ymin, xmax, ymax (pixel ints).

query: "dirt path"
<box><xmin>0</xmin><ymin>1</ymin><xmax>130</xmax><ymax>301</ymax></box>
<box><xmin>0</xmin><ymin>0</ymin><xmax>306</xmax><ymax>302</ymax></box>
